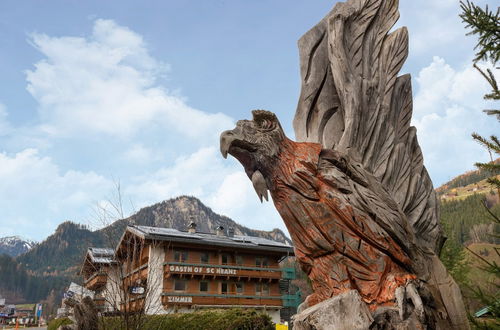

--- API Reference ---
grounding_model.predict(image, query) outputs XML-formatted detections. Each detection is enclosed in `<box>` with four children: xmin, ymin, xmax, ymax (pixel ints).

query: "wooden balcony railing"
<box><xmin>84</xmin><ymin>272</ymin><xmax>107</xmax><ymax>290</ymax></box>
<box><xmin>122</xmin><ymin>264</ymin><xmax>148</xmax><ymax>286</ymax></box>
<box><xmin>163</xmin><ymin>262</ymin><xmax>283</xmax><ymax>280</ymax></box>
<box><xmin>93</xmin><ymin>297</ymin><xmax>106</xmax><ymax>307</ymax></box>
<box><xmin>120</xmin><ymin>296</ymin><xmax>145</xmax><ymax>313</ymax></box>
<box><xmin>161</xmin><ymin>292</ymin><xmax>283</xmax><ymax>307</ymax></box>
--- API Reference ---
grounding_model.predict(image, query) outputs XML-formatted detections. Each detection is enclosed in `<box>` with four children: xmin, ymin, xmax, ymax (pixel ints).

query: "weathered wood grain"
<box><xmin>220</xmin><ymin>0</ymin><xmax>469</xmax><ymax>328</ymax></box>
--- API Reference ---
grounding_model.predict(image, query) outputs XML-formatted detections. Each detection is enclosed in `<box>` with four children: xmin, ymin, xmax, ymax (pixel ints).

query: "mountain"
<box><xmin>8</xmin><ymin>196</ymin><xmax>291</xmax><ymax>305</ymax></box>
<box><xmin>436</xmin><ymin>158</ymin><xmax>500</xmax><ymax>200</ymax></box>
<box><xmin>17</xmin><ymin>222</ymin><xmax>103</xmax><ymax>275</ymax></box>
<box><xmin>435</xmin><ymin>164</ymin><xmax>499</xmax><ymax>246</ymax></box>
<box><xmin>0</xmin><ymin>254</ymin><xmax>66</xmax><ymax>304</ymax></box>
<box><xmin>102</xmin><ymin>196</ymin><xmax>292</xmax><ymax>246</ymax></box>
<box><xmin>17</xmin><ymin>196</ymin><xmax>290</xmax><ymax>277</ymax></box>
<box><xmin>0</xmin><ymin>236</ymin><xmax>36</xmax><ymax>257</ymax></box>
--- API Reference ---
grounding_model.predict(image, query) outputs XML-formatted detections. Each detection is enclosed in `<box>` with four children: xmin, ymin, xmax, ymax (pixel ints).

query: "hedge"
<box><xmin>47</xmin><ymin>317</ymin><xmax>73</xmax><ymax>330</ymax></box>
<box><xmin>101</xmin><ymin>309</ymin><xmax>274</xmax><ymax>330</ymax></box>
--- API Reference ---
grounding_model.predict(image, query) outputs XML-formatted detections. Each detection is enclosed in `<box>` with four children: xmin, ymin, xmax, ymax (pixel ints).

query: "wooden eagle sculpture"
<box><xmin>220</xmin><ymin>0</ymin><xmax>469</xmax><ymax>328</ymax></box>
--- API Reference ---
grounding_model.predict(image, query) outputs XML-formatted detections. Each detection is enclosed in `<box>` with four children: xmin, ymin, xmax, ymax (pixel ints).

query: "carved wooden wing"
<box><xmin>293</xmin><ymin>0</ymin><xmax>443</xmax><ymax>254</ymax></box>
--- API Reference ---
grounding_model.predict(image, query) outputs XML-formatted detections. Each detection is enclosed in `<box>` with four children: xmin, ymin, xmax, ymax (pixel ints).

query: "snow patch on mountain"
<box><xmin>0</xmin><ymin>236</ymin><xmax>36</xmax><ymax>257</ymax></box>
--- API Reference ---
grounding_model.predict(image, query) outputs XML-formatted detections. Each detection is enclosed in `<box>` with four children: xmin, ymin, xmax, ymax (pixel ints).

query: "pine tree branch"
<box><xmin>472</xmin><ymin>133</ymin><xmax>500</xmax><ymax>152</ymax></box>
<box><xmin>487</xmin><ymin>176</ymin><xmax>500</xmax><ymax>190</ymax></box>
<box><xmin>491</xmin><ymin>135</ymin><xmax>500</xmax><ymax>150</ymax></box>
<box><xmin>475</xmin><ymin>162</ymin><xmax>500</xmax><ymax>172</ymax></box>
<box><xmin>480</xmin><ymin>197</ymin><xmax>500</xmax><ymax>223</ymax></box>
<box><xmin>460</xmin><ymin>1</ymin><xmax>500</xmax><ymax>63</ymax></box>
<box><xmin>466</xmin><ymin>244</ymin><xmax>498</xmax><ymax>269</ymax></box>
<box><xmin>484</xmin><ymin>109</ymin><xmax>500</xmax><ymax>121</ymax></box>
<box><xmin>474</xmin><ymin>64</ymin><xmax>500</xmax><ymax>101</ymax></box>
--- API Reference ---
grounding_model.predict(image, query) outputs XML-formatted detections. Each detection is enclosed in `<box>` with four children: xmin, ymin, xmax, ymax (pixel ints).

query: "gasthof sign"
<box><xmin>168</xmin><ymin>265</ymin><xmax>237</xmax><ymax>275</ymax></box>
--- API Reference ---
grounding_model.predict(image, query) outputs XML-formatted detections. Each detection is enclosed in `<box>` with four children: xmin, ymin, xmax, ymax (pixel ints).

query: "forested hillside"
<box><xmin>17</xmin><ymin>221</ymin><xmax>104</xmax><ymax>275</ymax></box>
<box><xmin>437</xmin><ymin>172</ymin><xmax>499</xmax><ymax>312</ymax></box>
<box><xmin>1</xmin><ymin>196</ymin><xmax>290</xmax><ymax>304</ymax></box>
<box><xmin>1</xmin><ymin>181</ymin><xmax>498</xmax><ymax>308</ymax></box>
<box><xmin>440</xmin><ymin>193</ymin><xmax>500</xmax><ymax>245</ymax></box>
<box><xmin>0</xmin><ymin>254</ymin><xmax>67</xmax><ymax>304</ymax></box>
<box><xmin>437</xmin><ymin>158</ymin><xmax>499</xmax><ymax>192</ymax></box>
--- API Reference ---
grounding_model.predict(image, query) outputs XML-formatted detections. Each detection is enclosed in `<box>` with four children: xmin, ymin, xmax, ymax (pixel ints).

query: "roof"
<box><xmin>14</xmin><ymin>304</ymin><xmax>35</xmax><ymax>310</ymax></box>
<box><xmin>474</xmin><ymin>300</ymin><xmax>500</xmax><ymax>318</ymax></box>
<box><xmin>122</xmin><ymin>225</ymin><xmax>294</xmax><ymax>254</ymax></box>
<box><xmin>67</xmin><ymin>282</ymin><xmax>94</xmax><ymax>299</ymax></box>
<box><xmin>87</xmin><ymin>247</ymin><xmax>115</xmax><ymax>264</ymax></box>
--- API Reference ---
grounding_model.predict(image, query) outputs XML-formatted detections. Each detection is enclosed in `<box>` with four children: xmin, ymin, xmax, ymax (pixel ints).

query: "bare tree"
<box><xmin>82</xmin><ymin>182</ymin><xmax>167</xmax><ymax>330</ymax></box>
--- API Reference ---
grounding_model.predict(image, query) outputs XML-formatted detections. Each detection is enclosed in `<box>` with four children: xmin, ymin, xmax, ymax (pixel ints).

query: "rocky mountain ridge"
<box><xmin>105</xmin><ymin>196</ymin><xmax>291</xmax><ymax>245</ymax></box>
<box><xmin>6</xmin><ymin>196</ymin><xmax>291</xmax><ymax>304</ymax></box>
<box><xmin>17</xmin><ymin>196</ymin><xmax>291</xmax><ymax>276</ymax></box>
<box><xmin>0</xmin><ymin>236</ymin><xmax>36</xmax><ymax>257</ymax></box>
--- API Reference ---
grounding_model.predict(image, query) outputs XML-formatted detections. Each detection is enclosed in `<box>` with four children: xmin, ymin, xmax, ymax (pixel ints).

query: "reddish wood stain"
<box><xmin>269</xmin><ymin>138</ymin><xmax>415</xmax><ymax>310</ymax></box>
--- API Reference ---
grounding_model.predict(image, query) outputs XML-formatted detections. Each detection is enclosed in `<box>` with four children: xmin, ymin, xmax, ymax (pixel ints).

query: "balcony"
<box><xmin>120</xmin><ymin>296</ymin><xmax>145</xmax><ymax>313</ymax></box>
<box><xmin>163</xmin><ymin>262</ymin><xmax>289</xmax><ymax>280</ymax></box>
<box><xmin>122</xmin><ymin>264</ymin><xmax>148</xmax><ymax>286</ymax></box>
<box><xmin>84</xmin><ymin>272</ymin><xmax>107</xmax><ymax>290</ymax></box>
<box><xmin>161</xmin><ymin>292</ymin><xmax>283</xmax><ymax>307</ymax></box>
<box><xmin>93</xmin><ymin>297</ymin><xmax>106</xmax><ymax>311</ymax></box>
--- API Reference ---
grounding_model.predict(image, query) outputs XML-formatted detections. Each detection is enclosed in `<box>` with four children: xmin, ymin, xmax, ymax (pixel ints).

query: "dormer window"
<box><xmin>200</xmin><ymin>252</ymin><xmax>209</xmax><ymax>264</ymax></box>
<box><xmin>174</xmin><ymin>250</ymin><xmax>188</xmax><ymax>262</ymax></box>
<box><xmin>255</xmin><ymin>257</ymin><xmax>268</xmax><ymax>267</ymax></box>
<box><xmin>221</xmin><ymin>253</ymin><xmax>232</xmax><ymax>265</ymax></box>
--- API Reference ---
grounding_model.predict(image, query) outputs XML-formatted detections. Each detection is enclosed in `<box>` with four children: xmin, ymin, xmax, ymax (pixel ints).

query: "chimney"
<box><xmin>228</xmin><ymin>227</ymin><xmax>235</xmax><ymax>237</ymax></box>
<box><xmin>215</xmin><ymin>225</ymin><xmax>225</xmax><ymax>237</ymax></box>
<box><xmin>187</xmin><ymin>222</ymin><xmax>197</xmax><ymax>234</ymax></box>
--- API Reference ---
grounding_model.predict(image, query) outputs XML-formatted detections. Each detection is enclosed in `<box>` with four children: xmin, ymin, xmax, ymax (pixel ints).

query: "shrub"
<box><xmin>47</xmin><ymin>317</ymin><xmax>73</xmax><ymax>330</ymax></box>
<box><xmin>100</xmin><ymin>309</ymin><xmax>274</xmax><ymax>330</ymax></box>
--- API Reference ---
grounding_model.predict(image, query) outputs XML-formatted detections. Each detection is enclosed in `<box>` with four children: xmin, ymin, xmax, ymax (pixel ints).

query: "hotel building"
<box><xmin>107</xmin><ymin>223</ymin><xmax>299</xmax><ymax>323</ymax></box>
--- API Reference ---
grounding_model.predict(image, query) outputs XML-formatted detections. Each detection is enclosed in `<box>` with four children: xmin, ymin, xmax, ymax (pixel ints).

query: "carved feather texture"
<box><xmin>294</xmin><ymin>0</ymin><xmax>443</xmax><ymax>253</ymax></box>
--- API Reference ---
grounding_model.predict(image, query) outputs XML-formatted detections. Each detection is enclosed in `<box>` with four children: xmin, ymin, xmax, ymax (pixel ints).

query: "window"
<box><xmin>255</xmin><ymin>283</ymin><xmax>269</xmax><ymax>296</ymax></box>
<box><xmin>262</xmin><ymin>283</ymin><xmax>269</xmax><ymax>295</ymax></box>
<box><xmin>174</xmin><ymin>250</ymin><xmax>188</xmax><ymax>262</ymax></box>
<box><xmin>255</xmin><ymin>257</ymin><xmax>268</xmax><ymax>267</ymax></box>
<box><xmin>221</xmin><ymin>282</ymin><xmax>228</xmax><ymax>294</ymax></box>
<box><xmin>235</xmin><ymin>255</ymin><xmax>243</xmax><ymax>265</ymax></box>
<box><xmin>235</xmin><ymin>282</ymin><xmax>244</xmax><ymax>295</ymax></box>
<box><xmin>199</xmin><ymin>281</ymin><xmax>208</xmax><ymax>292</ymax></box>
<box><xmin>221</xmin><ymin>253</ymin><xmax>231</xmax><ymax>265</ymax></box>
<box><xmin>200</xmin><ymin>252</ymin><xmax>209</xmax><ymax>264</ymax></box>
<box><xmin>174</xmin><ymin>279</ymin><xmax>186</xmax><ymax>291</ymax></box>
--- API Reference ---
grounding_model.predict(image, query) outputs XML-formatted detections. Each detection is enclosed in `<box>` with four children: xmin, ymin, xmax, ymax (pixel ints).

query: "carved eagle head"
<box><xmin>220</xmin><ymin>110</ymin><xmax>286</xmax><ymax>202</ymax></box>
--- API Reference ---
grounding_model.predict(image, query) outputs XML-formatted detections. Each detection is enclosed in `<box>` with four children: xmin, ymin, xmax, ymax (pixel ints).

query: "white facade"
<box><xmin>103</xmin><ymin>265</ymin><xmax>122</xmax><ymax>313</ymax></box>
<box><xmin>145</xmin><ymin>244</ymin><xmax>166</xmax><ymax>315</ymax></box>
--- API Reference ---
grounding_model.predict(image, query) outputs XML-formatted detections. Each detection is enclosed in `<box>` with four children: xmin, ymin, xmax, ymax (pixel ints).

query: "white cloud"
<box><xmin>123</xmin><ymin>143</ymin><xmax>158</xmax><ymax>164</ymax></box>
<box><xmin>124</xmin><ymin>147</ymin><xmax>286</xmax><ymax>233</ymax></box>
<box><xmin>412</xmin><ymin>57</ymin><xmax>499</xmax><ymax>185</ymax></box>
<box><xmin>399</xmin><ymin>0</ymin><xmax>467</xmax><ymax>56</ymax></box>
<box><xmin>126</xmin><ymin>147</ymin><xmax>226</xmax><ymax>201</ymax></box>
<box><xmin>25</xmin><ymin>19</ymin><xmax>233</xmax><ymax>142</ymax></box>
<box><xmin>0</xmin><ymin>19</ymin><xmax>242</xmax><ymax>240</ymax></box>
<box><xmin>0</xmin><ymin>104</ymin><xmax>11</xmax><ymax>135</ymax></box>
<box><xmin>208</xmin><ymin>171</ymin><xmax>284</xmax><ymax>232</ymax></box>
<box><xmin>0</xmin><ymin>149</ymin><xmax>113</xmax><ymax>238</ymax></box>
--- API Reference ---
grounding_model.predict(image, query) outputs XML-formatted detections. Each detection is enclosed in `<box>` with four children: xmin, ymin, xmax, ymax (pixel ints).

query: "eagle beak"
<box><xmin>220</xmin><ymin>130</ymin><xmax>236</xmax><ymax>159</ymax></box>
<box><xmin>251</xmin><ymin>170</ymin><xmax>269</xmax><ymax>203</ymax></box>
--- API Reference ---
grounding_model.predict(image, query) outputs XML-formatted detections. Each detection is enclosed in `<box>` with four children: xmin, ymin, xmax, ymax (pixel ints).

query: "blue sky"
<box><xmin>0</xmin><ymin>0</ymin><xmax>498</xmax><ymax>241</ymax></box>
